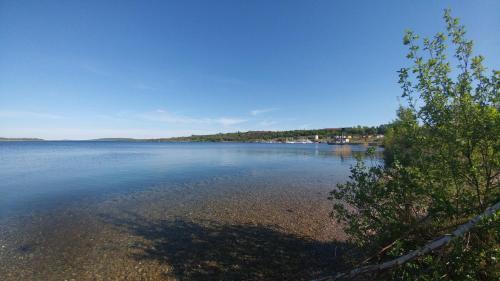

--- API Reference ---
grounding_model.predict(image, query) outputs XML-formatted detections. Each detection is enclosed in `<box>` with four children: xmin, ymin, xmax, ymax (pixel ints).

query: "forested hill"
<box><xmin>158</xmin><ymin>125</ymin><xmax>388</xmax><ymax>142</ymax></box>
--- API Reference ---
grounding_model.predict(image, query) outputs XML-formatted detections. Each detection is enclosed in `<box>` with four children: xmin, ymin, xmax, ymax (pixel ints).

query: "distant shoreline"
<box><xmin>0</xmin><ymin>137</ymin><xmax>45</xmax><ymax>141</ymax></box>
<box><xmin>0</xmin><ymin>139</ymin><xmax>383</xmax><ymax>146</ymax></box>
<box><xmin>0</xmin><ymin>126</ymin><xmax>386</xmax><ymax>144</ymax></box>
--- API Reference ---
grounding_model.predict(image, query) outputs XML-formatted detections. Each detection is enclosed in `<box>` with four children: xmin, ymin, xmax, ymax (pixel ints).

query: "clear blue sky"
<box><xmin>1</xmin><ymin>0</ymin><xmax>499</xmax><ymax>139</ymax></box>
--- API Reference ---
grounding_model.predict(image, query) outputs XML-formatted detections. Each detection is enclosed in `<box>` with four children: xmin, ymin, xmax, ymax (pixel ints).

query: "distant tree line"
<box><xmin>161</xmin><ymin>125</ymin><xmax>388</xmax><ymax>143</ymax></box>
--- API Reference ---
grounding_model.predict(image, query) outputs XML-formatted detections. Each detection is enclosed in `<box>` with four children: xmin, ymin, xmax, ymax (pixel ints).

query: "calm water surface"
<box><xmin>0</xmin><ymin>141</ymin><xmax>384</xmax><ymax>280</ymax></box>
<box><xmin>0</xmin><ymin>141</ymin><xmax>381</xmax><ymax>217</ymax></box>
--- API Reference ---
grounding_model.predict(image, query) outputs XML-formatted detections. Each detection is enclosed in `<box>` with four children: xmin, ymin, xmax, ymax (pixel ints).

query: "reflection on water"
<box><xmin>332</xmin><ymin>145</ymin><xmax>353</xmax><ymax>162</ymax></box>
<box><xmin>0</xmin><ymin>141</ymin><xmax>382</xmax><ymax>280</ymax></box>
<box><xmin>0</xmin><ymin>142</ymin><xmax>382</xmax><ymax>216</ymax></box>
<box><xmin>331</xmin><ymin>144</ymin><xmax>383</xmax><ymax>163</ymax></box>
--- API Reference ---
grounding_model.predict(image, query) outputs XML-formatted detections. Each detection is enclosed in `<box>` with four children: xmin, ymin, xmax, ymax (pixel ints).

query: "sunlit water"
<box><xmin>0</xmin><ymin>141</ymin><xmax>384</xmax><ymax>280</ymax></box>
<box><xmin>0</xmin><ymin>141</ymin><xmax>382</xmax><ymax>217</ymax></box>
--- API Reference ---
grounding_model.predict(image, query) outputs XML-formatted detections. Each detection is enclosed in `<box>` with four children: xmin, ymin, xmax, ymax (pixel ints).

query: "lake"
<box><xmin>0</xmin><ymin>141</ymin><xmax>380</xmax><ymax>216</ymax></box>
<box><xmin>0</xmin><ymin>141</ymin><xmax>382</xmax><ymax>280</ymax></box>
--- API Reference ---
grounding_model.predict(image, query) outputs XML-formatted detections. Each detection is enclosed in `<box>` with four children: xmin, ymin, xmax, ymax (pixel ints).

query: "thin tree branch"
<box><xmin>312</xmin><ymin>201</ymin><xmax>500</xmax><ymax>281</ymax></box>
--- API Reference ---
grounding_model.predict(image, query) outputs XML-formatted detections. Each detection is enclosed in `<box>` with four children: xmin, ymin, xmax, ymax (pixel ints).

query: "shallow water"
<box><xmin>0</xmin><ymin>141</ymin><xmax>382</xmax><ymax>280</ymax></box>
<box><xmin>0</xmin><ymin>141</ymin><xmax>380</xmax><ymax>216</ymax></box>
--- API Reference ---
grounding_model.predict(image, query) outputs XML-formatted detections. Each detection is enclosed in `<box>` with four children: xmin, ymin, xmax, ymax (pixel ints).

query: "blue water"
<box><xmin>0</xmin><ymin>141</ymin><xmax>381</xmax><ymax>216</ymax></box>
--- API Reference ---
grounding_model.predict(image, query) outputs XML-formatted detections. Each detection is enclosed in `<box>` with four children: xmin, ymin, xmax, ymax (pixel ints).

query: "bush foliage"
<box><xmin>330</xmin><ymin>10</ymin><xmax>499</xmax><ymax>280</ymax></box>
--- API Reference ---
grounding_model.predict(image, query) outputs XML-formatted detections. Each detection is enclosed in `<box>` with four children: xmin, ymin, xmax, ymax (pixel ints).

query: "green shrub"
<box><xmin>330</xmin><ymin>9</ymin><xmax>499</xmax><ymax>280</ymax></box>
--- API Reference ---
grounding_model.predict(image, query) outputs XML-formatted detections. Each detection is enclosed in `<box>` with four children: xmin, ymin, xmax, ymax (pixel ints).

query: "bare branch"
<box><xmin>312</xmin><ymin>201</ymin><xmax>500</xmax><ymax>281</ymax></box>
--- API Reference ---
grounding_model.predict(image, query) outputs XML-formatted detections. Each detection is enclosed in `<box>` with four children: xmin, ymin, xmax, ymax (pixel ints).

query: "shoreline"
<box><xmin>0</xmin><ymin>176</ymin><xmax>348</xmax><ymax>280</ymax></box>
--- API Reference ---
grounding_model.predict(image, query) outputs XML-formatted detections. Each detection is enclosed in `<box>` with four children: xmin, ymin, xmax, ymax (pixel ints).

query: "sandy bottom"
<box><xmin>0</xmin><ymin>176</ymin><xmax>348</xmax><ymax>281</ymax></box>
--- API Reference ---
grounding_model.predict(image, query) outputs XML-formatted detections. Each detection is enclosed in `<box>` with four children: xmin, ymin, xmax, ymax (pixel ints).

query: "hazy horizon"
<box><xmin>1</xmin><ymin>1</ymin><xmax>499</xmax><ymax>139</ymax></box>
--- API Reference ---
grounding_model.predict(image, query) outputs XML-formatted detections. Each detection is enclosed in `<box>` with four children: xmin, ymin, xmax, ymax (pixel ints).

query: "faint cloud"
<box><xmin>0</xmin><ymin>127</ymin><xmax>215</xmax><ymax>140</ymax></box>
<box><xmin>0</xmin><ymin>110</ymin><xmax>62</xmax><ymax>119</ymax></box>
<box><xmin>138</xmin><ymin>110</ymin><xmax>247</xmax><ymax>127</ymax></box>
<box><xmin>81</xmin><ymin>62</ymin><xmax>111</xmax><ymax>77</ymax></box>
<box><xmin>214</xmin><ymin>118</ymin><xmax>247</xmax><ymax>126</ymax></box>
<box><xmin>94</xmin><ymin>114</ymin><xmax>130</xmax><ymax>122</ymax></box>
<box><xmin>259</xmin><ymin>120</ymin><xmax>278</xmax><ymax>127</ymax></box>
<box><xmin>202</xmin><ymin>74</ymin><xmax>246</xmax><ymax>86</ymax></box>
<box><xmin>134</xmin><ymin>83</ymin><xmax>157</xmax><ymax>91</ymax></box>
<box><xmin>250</xmin><ymin>108</ymin><xmax>278</xmax><ymax>116</ymax></box>
<box><xmin>139</xmin><ymin>110</ymin><xmax>206</xmax><ymax>124</ymax></box>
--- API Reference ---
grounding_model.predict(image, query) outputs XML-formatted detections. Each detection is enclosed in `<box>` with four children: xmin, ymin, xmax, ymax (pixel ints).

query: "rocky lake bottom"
<box><xmin>0</xmin><ymin>142</ymin><xmax>378</xmax><ymax>280</ymax></box>
<box><xmin>0</xmin><ymin>174</ymin><xmax>352</xmax><ymax>281</ymax></box>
